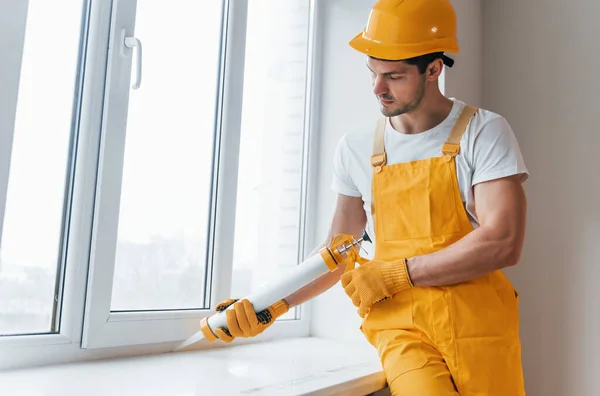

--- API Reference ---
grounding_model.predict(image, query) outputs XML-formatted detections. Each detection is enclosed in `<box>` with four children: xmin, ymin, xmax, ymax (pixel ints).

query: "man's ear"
<box><xmin>427</xmin><ymin>59</ymin><xmax>444</xmax><ymax>80</ymax></box>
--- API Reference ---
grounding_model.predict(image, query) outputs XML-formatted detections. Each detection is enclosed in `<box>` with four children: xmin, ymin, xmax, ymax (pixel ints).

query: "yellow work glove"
<box><xmin>212</xmin><ymin>298</ymin><xmax>289</xmax><ymax>343</ymax></box>
<box><xmin>340</xmin><ymin>258</ymin><xmax>413</xmax><ymax>318</ymax></box>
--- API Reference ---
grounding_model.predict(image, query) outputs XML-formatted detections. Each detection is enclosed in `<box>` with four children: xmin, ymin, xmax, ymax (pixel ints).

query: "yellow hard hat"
<box><xmin>349</xmin><ymin>0</ymin><xmax>459</xmax><ymax>64</ymax></box>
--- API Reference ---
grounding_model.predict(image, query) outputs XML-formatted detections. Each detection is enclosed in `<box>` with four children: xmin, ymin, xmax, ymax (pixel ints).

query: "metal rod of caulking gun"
<box><xmin>337</xmin><ymin>230</ymin><xmax>371</xmax><ymax>256</ymax></box>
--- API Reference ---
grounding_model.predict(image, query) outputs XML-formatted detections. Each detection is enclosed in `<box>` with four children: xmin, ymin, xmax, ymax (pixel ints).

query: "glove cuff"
<box><xmin>381</xmin><ymin>258</ymin><xmax>414</xmax><ymax>295</ymax></box>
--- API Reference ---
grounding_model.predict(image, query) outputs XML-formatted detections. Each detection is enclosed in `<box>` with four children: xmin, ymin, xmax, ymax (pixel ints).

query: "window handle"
<box><xmin>124</xmin><ymin>34</ymin><xmax>142</xmax><ymax>89</ymax></box>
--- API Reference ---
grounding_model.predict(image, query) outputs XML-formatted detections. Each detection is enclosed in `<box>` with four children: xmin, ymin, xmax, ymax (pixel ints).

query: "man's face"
<box><xmin>366</xmin><ymin>57</ymin><xmax>427</xmax><ymax>117</ymax></box>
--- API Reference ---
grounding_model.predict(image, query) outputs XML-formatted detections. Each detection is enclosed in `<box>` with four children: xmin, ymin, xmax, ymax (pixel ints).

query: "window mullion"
<box><xmin>81</xmin><ymin>0</ymin><xmax>139</xmax><ymax>349</ymax></box>
<box><xmin>205</xmin><ymin>0</ymin><xmax>249</xmax><ymax>311</ymax></box>
<box><xmin>60</xmin><ymin>0</ymin><xmax>114</xmax><ymax>344</ymax></box>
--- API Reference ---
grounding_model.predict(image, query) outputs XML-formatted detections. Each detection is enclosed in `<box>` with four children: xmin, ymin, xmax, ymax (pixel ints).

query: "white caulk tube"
<box><xmin>173</xmin><ymin>233</ymin><xmax>368</xmax><ymax>351</ymax></box>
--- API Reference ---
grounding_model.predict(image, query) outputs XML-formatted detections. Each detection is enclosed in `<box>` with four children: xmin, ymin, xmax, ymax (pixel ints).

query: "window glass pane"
<box><xmin>231</xmin><ymin>0</ymin><xmax>311</xmax><ymax>320</ymax></box>
<box><xmin>110</xmin><ymin>1</ymin><xmax>224</xmax><ymax>311</ymax></box>
<box><xmin>0</xmin><ymin>0</ymin><xmax>84</xmax><ymax>335</ymax></box>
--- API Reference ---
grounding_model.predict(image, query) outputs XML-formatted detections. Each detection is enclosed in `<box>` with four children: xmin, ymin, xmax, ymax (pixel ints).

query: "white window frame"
<box><xmin>0</xmin><ymin>0</ymin><xmax>320</xmax><ymax>369</ymax></box>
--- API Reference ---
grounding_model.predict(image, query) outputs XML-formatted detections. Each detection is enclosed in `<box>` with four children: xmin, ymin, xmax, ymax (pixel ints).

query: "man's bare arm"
<box><xmin>407</xmin><ymin>175</ymin><xmax>527</xmax><ymax>286</ymax></box>
<box><xmin>285</xmin><ymin>194</ymin><xmax>367</xmax><ymax>307</ymax></box>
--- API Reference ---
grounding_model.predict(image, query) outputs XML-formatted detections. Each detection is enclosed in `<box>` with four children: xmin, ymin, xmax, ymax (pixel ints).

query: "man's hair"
<box><xmin>403</xmin><ymin>52</ymin><xmax>445</xmax><ymax>74</ymax></box>
<box><xmin>370</xmin><ymin>52</ymin><xmax>453</xmax><ymax>74</ymax></box>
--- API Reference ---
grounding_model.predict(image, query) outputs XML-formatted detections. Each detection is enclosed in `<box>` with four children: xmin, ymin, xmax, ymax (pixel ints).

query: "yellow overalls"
<box><xmin>362</xmin><ymin>105</ymin><xmax>526</xmax><ymax>395</ymax></box>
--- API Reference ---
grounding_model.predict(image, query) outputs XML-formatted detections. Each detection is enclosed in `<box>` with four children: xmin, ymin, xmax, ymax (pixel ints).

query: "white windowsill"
<box><xmin>0</xmin><ymin>337</ymin><xmax>387</xmax><ymax>395</ymax></box>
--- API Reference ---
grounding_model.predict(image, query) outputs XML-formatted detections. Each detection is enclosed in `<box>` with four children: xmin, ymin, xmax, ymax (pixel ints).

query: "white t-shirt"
<box><xmin>331</xmin><ymin>98</ymin><xmax>529</xmax><ymax>239</ymax></box>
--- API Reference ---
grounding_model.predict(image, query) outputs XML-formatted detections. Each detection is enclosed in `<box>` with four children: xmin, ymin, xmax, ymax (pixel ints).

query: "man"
<box><xmin>208</xmin><ymin>0</ymin><xmax>528</xmax><ymax>394</ymax></box>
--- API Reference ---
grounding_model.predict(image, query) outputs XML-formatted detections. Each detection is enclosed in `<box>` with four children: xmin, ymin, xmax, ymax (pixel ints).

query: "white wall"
<box><xmin>308</xmin><ymin>0</ymin><xmax>484</xmax><ymax>341</ymax></box>
<box><xmin>444</xmin><ymin>0</ymin><xmax>483</xmax><ymax>106</ymax></box>
<box><xmin>483</xmin><ymin>1</ymin><xmax>600</xmax><ymax>394</ymax></box>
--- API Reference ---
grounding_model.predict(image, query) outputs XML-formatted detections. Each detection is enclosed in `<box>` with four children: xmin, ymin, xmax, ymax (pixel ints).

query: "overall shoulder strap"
<box><xmin>442</xmin><ymin>105</ymin><xmax>478</xmax><ymax>157</ymax></box>
<box><xmin>370</xmin><ymin>116</ymin><xmax>387</xmax><ymax>235</ymax></box>
<box><xmin>371</xmin><ymin>117</ymin><xmax>387</xmax><ymax>168</ymax></box>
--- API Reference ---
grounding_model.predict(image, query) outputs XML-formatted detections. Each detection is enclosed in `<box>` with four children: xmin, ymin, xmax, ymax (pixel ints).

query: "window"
<box><xmin>0</xmin><ymin>0</ymin><xmax>84</xmax><ymax>336</ymax></box>
<box><xmin>109</xmin><ymin>1</ymin><xmax>223</xmax><ymax>312</ymax></box>
<box><xmin>0</xmin><ymin>0</ymin><xmax>318</xmax><ymax>367</ymax></box>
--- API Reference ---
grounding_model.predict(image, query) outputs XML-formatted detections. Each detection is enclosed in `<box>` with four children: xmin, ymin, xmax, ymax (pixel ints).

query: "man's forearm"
<box><xmin>282</xmin><ymin>240</ymin><xmax>346</xmax><ymax>307</ymax></box>
<box><xmin>407</xmin><ymin>225</ymin><xmax>523</xmax><ymax>287</ymax></box>
<box><xmin>284</xmin><ymin>267</ymin><xmax>343</xmax><ymax>307</ymax></box>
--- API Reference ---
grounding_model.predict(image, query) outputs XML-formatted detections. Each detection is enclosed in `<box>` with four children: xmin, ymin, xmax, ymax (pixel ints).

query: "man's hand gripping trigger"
<box><xmin>340</xmin><ymin>245</ymin><xmax>413</xmax><ymax>318</ymax></box>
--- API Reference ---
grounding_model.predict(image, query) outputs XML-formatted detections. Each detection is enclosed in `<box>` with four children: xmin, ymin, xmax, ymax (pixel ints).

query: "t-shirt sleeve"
<box><xmin>331</xmin><ymin>134</ymin><xmax>362</xmax><ymax>197</ymax></box>
<box><xmin>470</xmin><ymin>116</ymin><xmax>529</xmax><ymax>186</ymax></box>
